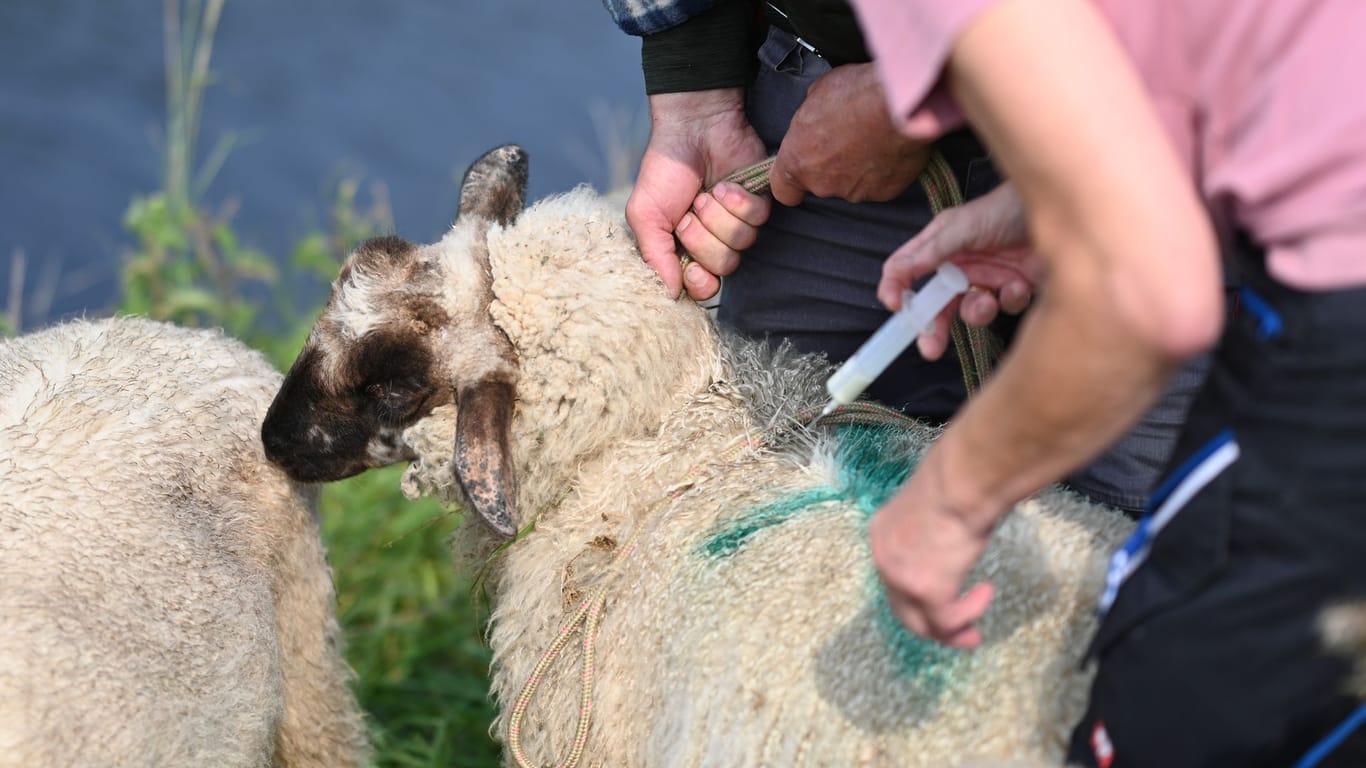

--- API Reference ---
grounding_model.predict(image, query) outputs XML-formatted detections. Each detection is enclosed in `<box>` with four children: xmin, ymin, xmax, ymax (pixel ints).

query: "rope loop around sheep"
<box><xmin>505</xmin><ymin>400</ymin><xmax>919</xmax><ymax>768</ymax></box>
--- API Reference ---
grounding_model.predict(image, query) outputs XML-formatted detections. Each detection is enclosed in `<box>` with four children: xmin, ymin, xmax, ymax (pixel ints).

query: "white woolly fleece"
<box><xmin>0</xmin><ymin>317</ymin><xmax>369</xmax><ymax>768</ymax></box>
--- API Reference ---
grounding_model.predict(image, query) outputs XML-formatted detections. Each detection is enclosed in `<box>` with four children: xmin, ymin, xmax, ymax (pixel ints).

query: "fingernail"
<box><xmin>693</xmin><ymin>193</ymin><xmax>709</xmax><ymax>211</ymax></box>
<box><xmin>684</xmin><ymin>263</ymin><xmax>703</xmax><ymax>286</ymax></box>
<box><xmin>677</xmin><ymin>214</ymin><xmax>692</xmax><ymax>232</ymax></box>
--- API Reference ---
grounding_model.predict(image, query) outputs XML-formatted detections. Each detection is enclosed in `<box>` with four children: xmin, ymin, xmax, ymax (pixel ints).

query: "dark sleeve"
<box><xmin>641</xmin><ymin>1</ymin><xmax>757</xmax><ymax>94</ymax></box>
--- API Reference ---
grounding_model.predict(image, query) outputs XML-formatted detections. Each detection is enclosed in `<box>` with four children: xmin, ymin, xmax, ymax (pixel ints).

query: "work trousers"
<box><xmin>1068</xmin><ymin>252</ymin><xmax>1366</xmax><ymax>767</ymax></box>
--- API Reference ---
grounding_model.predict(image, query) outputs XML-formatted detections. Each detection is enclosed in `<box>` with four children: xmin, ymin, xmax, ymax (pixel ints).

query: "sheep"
<box><xmin>261</xmin><ymin>144</ymin><xmax>1135</xmax><ymax>767</ymax></box>
<box><xmin>0</xmin><ymin>316</ymin><xmax>369</xmax><ymax>768</ymax></box>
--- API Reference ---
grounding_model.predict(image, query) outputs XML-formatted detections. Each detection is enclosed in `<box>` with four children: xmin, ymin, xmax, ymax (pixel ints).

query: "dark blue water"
<box><xmin>0</xmin><ymin>0</ymin><xmax>645</xmax><ymax>330</ymax></box>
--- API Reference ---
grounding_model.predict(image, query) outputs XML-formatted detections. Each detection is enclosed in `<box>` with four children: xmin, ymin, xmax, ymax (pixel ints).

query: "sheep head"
<box><xmin>262</xmin><ymin>144</ymin><xmax>528</xmax><ymax>538</ymax></box>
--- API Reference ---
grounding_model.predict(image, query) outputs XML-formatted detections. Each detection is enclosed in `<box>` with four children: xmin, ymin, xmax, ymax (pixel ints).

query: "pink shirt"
<box><xmin>850</xmin><ymin>0</ymin><xmax>1366</xmax><ymax>290</ymax></box>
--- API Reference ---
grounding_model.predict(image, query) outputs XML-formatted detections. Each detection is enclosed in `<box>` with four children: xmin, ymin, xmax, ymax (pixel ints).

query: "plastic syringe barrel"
<box><xmin>824</xmin><ymin>263</ymin><xmax>969</xmax><ymax>408</ymax></box>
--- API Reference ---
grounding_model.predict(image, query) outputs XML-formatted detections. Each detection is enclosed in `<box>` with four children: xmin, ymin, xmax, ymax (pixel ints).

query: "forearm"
<box><xmin>925</xmin><ymin>260</ymin><xmax>1180</xmax><ymax>528</ymax></box>
<box><xmin>924</xmin><ymin>0</ymin><xmax>1224</xmax><ymax>527</ymax></box>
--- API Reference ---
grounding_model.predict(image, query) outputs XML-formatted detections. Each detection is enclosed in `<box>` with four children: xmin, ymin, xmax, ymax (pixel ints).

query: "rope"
<box><xmin>917</xmin><ymin>151</ymin><xmax>1002</xmax><ymax>395</ymax></box>
<box><xmin>504</xmin><ymin>401</ymin><xmax>919</xmax><ymax>767</ymax></box>
<box><xmin>507</xmin><ymin>530</ymin><xmax>639</xmax><ymax>768</ymax></box>
<box><xmin>720</xmin><ymin>156</ymin><xmax>776</xmax><ymax>196</ymax></box>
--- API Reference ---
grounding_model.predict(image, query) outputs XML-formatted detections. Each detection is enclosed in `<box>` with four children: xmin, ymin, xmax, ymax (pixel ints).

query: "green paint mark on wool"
<box><xmin>830</xmin><ymin>424</ymin><xmax>917</xmax><ymax>514</ymax></box>
<box><xmin>699</xmin><ymin>425</ymin><xmax>913</xmax><ymax>557</ymax></box>
<box><xmin>700</xmin><ymin>424</ymin><xmax>967</xmax><ymax>686</ymax></box>
<box><xmin>700</xmin><ymin>487</ymin><xmax>843</xmax><ymax>558</ymax></box>
<box><xmin>833</xmin><ymin>425</ymin><xmax>967</xmax><ymax>688</ymax></box>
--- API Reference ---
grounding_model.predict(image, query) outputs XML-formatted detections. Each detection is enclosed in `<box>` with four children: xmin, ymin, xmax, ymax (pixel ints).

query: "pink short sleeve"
<box><xmin>849</xmin><ymin>0</ymin><xmax>1002</xmax><ymax>139</ymax></box>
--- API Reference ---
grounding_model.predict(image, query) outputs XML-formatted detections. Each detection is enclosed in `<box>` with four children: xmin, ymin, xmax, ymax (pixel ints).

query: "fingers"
<box><xmin>958</xmin><ymin>287</ymin><xmax>1001</xmax><ymax>327</ymax></box>
<box><xmin>998</xmin><ymin>278</ymin><xmax>1033</xmax><ymax>315</ymax></box>
<box><xmin>677</xmin><ymin>183</ymin><xmax>767</xmax><ymax>270</ymax></box>
<box><xmin>887</xmin><ymin>580</ymin><xmax>995</xmax><ymax>650</ymax></box>
<box><xmin>709</xmin><ymin>181</ymin><xmax>771</xmax><ymax>227</ymax></box>
<box><xmin>879</xmin><ymin>218</ymin><xmax>953</xmax><ymax>308</ymax></box>
<box><xmin>915</xmin><ymin>305</ymin><xmax>954</xmax><ymax>361</ymax></box>
<box><xmin>682</xmin><ymin>260</ymin><xmax>721</xmax><ymax>301</ymax></box>
<box><xmin>675</xmin><ymin>181</ymin><xmax>770</xmax><ymax>300</ymax></box>
<box><xmin>916</xmin><ymin>287</ymin><xmax>1018</xmax><ymax>360</ymax></box>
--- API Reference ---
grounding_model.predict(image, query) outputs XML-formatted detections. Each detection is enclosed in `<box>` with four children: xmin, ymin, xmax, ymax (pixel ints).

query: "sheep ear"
<box><xmin>457</xmin><ymin>144</ymin><xmax>529</xmax><ymax>226</ymax></box>
<box><xmin>454</xmin><ymin>377</ymin><xmax>518</xmax><ymax>538</ymax></box>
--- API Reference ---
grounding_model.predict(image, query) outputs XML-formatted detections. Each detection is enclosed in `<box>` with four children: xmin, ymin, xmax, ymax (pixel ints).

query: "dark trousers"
<box><xmin>1067</xmin><ymin>254</ymin><xmax>1366</xmax><ymax>767</ymax></box>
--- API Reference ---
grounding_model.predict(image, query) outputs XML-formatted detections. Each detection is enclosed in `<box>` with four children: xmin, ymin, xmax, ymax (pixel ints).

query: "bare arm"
<box><xmin>871</xmin><ymin>0</ymin><xmax>1224</xmax><ymax>647</ymax></box>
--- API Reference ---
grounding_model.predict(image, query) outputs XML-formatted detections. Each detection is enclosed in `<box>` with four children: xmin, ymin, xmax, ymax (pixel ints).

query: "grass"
<box><xmin>320</xmin><ymin>469</ymin><xmax>500</xmax><ymax>767</ymax></box>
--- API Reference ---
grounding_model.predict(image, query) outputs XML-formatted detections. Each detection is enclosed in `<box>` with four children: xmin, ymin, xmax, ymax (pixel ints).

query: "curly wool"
<box><xmin>0</xmin><ymin>317</ymin><xmax>369</xmax><ymax>768</ymax></box>
<box><xmin>396</xmin><ymin>187</ymin><xmax>1135</xmax><ymax>768</ymax></box>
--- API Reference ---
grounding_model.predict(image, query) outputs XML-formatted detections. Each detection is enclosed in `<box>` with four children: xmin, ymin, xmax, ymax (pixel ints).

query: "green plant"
<box><xmin>120</xmin><ymin>0</ymin><xmax>267</xmax><ymax>337</ymax></box>
<box><xmin>116</xmin><ymin>3</ymin><xmax>502</xmax><ymax>765</ymax></box>
<box><xmin>321</xmin><ymin>469</ymin><xmax>500</xmax><ymax>767</ymax></box>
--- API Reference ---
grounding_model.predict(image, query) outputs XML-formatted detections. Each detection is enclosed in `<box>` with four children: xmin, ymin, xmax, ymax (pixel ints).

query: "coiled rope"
<box><xmin>506</xmin><ymin>154</ymin><xmax>1000</xmax><ymax>767</ymax></box>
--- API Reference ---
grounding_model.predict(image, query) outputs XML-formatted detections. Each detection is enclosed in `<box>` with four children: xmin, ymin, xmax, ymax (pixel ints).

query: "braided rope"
<box><xmin>915</xmin><ymin>151</ymin><xmax>1001</xmax><ymax>395</ymax></box>
<box><xmin>507</xmin><ymin>532</ymin><xmax>636</xmax><ymax>768</ymax></box>
<box><xmin>720</xmin><ymin>155</ymin><xmax>777</xmax><ymax>195</ymax></box>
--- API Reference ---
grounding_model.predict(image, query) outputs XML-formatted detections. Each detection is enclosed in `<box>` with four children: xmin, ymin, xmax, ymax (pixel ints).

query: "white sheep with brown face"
<box><xmin>0</xmin><ymin>316</ymin><xmax>369</xmax><ymax>768</ymax></box>
<box><xmin>262</xmin><ymin>145</ymin><xmax>1135</xmax><ymax>768</ymax></box>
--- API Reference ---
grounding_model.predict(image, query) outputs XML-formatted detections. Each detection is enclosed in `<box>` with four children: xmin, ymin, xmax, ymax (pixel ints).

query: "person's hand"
<box><xmin>627</xmin><ymin>89</ymin><xmax>770</xmax><ymax>300</ymax></box>
<box><xmin>869</xmin><ymin>456</ymin><xmax>996</xmax><ymax>649</ymax></box>
<box><xmin>878</xmin><ymin>183</ymin><xmax>1044</xmax><ymax>360</ymax></box>
<box><xmin>769</xmin><ymin>63</ymin><xmax>931</xmax><ymax>206</ymax></box>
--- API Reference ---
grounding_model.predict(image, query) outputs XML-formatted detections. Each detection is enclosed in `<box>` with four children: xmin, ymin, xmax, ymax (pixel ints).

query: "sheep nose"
<box><xmin>260</xmin><ymin>421</ymin><xmax>298</xmax><ymax>467</ymax></box>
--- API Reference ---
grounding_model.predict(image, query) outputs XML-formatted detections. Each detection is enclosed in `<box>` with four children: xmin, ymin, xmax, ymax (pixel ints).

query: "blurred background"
<box><xmin>1</xmin><ymin>0</ymin><xmax>645</xmax><ymax>331</ymax></box>
<box><xmin>1</xmin><ymin>2</ymin><xmax>646</xmax><ymax>765</ymax></box>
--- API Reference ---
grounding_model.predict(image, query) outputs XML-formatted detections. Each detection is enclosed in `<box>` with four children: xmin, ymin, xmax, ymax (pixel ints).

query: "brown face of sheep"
<box><xmin>261</xmin><ymin>230</ymin><xmax>455</xmax><ymax>481</ymax></box>
<box><xmin>261</xmin><ymin>321</ymin><xmax>450</xmax><ymax>483</ymax></box>
<box><xmin>262</xmin><ymin>144</ymin><xmax>529</xmax><ymax>539</ymax></box>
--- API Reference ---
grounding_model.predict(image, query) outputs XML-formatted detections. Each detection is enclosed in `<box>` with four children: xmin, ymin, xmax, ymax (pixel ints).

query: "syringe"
<box><xmin>821</xmin><ymin>264</ymin><xmax>970</xmax><ymax>416</ymax></box>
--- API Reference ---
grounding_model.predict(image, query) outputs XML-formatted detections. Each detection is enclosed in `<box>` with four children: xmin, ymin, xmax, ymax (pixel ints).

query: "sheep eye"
<box><xmin>364</xmin><ymin>381</ymin><xmax>424</xmax><ymax>424</ymax></box>
<box><xmin>365</xmin><ymin>381</ymin><xmax>412</xmax><ymax>403</ymax></box>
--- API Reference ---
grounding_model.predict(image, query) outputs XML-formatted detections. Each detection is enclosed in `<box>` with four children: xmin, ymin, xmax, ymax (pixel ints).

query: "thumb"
<box><xmin>768</xmin><ymin>150</ymin><xmax>806</xmax><ymax>208</ymax></box>
<box><xmin>639</xmin><ymin>226</ymin><xmax>684</xmax><ymax>298</ymax></box>
<box><xmin>626</xmin><ymin>191</ymin><xmax>686</xmax><ymax>298</ymax></box>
